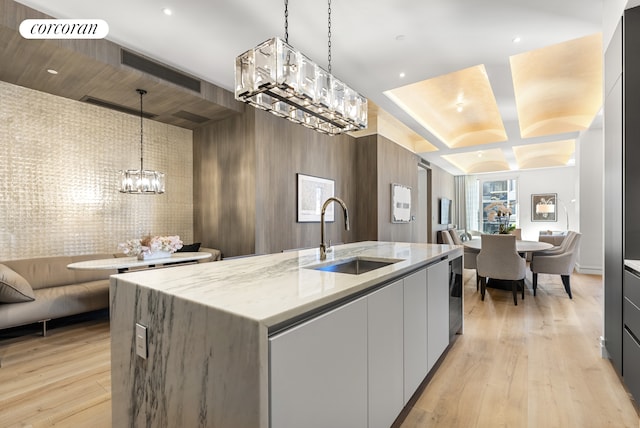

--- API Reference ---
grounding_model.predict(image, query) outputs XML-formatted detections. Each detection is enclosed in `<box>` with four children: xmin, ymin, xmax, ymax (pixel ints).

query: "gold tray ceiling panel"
<box><xmin>350</xmin><ymin>102</ymin><xmax>438</xmax><ymax>153</ymax></box>
<box><xmin>513</xmin><ymin>139</ymin><xmax>576</xmax><ymax>170</ymax></box>
<box><xmin>442</xmin><ymin>148</ymin><xmax>510</xmax><ymax>174</ymax></box>
<box><xmin>384</xmin><ymin>64</ymin><xmax>507</xmax><ymax>149</ymax></box>
<box><xmin>510</xmin><ymin>33</ymin><xmax>602</xmax><ymax>139</ymax></box>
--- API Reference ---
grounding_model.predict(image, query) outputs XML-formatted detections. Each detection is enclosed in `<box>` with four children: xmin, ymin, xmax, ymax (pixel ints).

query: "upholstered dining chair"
<box><xmin>447</xmin><ymin>230</ymin><xmax>482</xmax><ymax>290</ymax></box>
<box><xmin>464</xmin><ymin>245</ymin><xmax>480</xmax><ymax>290</ymax></box>
<box><xmin>448</xmin><ymin>230</ymin><xmax>464</xmax><ymax>245</ymax></box>
<box><xmin>439</xmin><ymin>230</ymin><xmax>455</xmax><ymax>245</ymax></box>
<box><xmin>476</xmin><ymin>234</ymin><xmax>526</xmax><ymax>305</ymax></box>
<box><xmin>530</xmin><ymin>232</ymin><xmax>582</xmax><ymax>298</ymax></box>
<box><xmin>451</xmin><ymin>230</ymin><xmax>481</xmax><ymax>289</ymax></box>
<box><xmin>511</xmin><ymin>228</ymin><xmax>522</xmax><ymax>240</ymax></box>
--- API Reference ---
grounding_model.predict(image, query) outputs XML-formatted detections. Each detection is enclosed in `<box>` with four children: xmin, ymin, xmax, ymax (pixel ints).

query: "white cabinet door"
<box><xmin>269</xmin><ymin>297</ymin><xmax>368</xmax><ymax>428</ymax></box>
<box><xmin>368</xmin><ymin>281</ymin><xmax>404</xmax><ymax>428</ymax></box>
<box><xmin>403</xmin><ymin>268</ymin><xmax>428</xmax><ymax>403</ymax></box>
<box><xmin>427</xmin><ymin>260</ymin><xmax>450</xmax><ymax>371</ymax></box>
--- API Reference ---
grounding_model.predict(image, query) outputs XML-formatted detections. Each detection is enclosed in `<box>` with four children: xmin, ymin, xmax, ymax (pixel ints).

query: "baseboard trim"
<box><xmin>575</xmin><ymin>264</ymin><xmax>602</xmax><ymax>275</ymax></box>
<box><xmin>600</xmin><ymin>336</ymin><xmax>610</xmax><ymax>359</ymax></box>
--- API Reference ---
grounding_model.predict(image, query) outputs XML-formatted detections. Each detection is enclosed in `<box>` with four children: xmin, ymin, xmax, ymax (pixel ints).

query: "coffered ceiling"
<box><xmin>6</xmin><ymin>0</ymin><xmax>604</xmax><ymax>175</ymax></box>
<box><xmin>384</xmin><ymin>64</ymin><xmax>508</xmax><ymax>149</ymax></box>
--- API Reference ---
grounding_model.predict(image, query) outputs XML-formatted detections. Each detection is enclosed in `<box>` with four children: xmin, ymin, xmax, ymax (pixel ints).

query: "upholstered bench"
<box><xmin>0</xmin><ymin>253</ymin><xmax>117</xmax><ymax>336</ymax></box>
<box><xmin>0</xmin><ymin>247</ymin><xmax>221</xmax><ymax>336</ymax></box>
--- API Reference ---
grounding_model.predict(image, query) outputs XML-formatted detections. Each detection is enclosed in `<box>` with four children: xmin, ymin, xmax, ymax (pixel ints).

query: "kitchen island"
<box><xmin>110</xmin><ymin>241</ymin><xmax>463</xmax><ymax>428</ymax></box>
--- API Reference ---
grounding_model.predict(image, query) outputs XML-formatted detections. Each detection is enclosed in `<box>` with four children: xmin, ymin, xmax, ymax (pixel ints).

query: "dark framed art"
<box><xmin>531</xmin><ymin>193</ymin><xmax>557</xmax><ymax>222</ymax></box>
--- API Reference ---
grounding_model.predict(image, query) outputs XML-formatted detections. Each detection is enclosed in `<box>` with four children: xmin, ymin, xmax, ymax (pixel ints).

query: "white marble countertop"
<box><xmin>625</xmin><ymin>259</ymin><xmax>640</xmax><ymax>275</ymax></box>
<box><xmin>112</xmin><ymin>241</ymin><xmax>462</xmax><ymax>328</ymax></box>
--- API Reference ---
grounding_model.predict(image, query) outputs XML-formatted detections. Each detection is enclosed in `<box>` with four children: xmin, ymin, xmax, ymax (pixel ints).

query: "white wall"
<box><xmin>605</xmin><ymin>0</ymin><xmax>640</xmax><ymax>48</ymax></box>
<box><xmin>473</xmin><ymin>168</ymin><xmax>578</xmax><ymax>241</ymax></box>
<box><xmin>577</xmin><ymin>125</ymin><xmax>604</xmax><ymax>274</ymax></box>
<box><xmin>605</xmin><ymin>0</ymin><xmax>629</xmax><ymax>47</ymax></box>
<box><xmin>470</xmin><ymin>124</ymin><xmax>604</xmax><ymax>274</ymax></box>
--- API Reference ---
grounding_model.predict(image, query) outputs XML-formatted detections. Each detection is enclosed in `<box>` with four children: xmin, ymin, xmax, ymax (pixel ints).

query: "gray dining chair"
<box><xmin>464</xmin><ymin>246</ymin><xmax>480</xmax><ymax>290</ymax></box>
<box><xmin>530</xmin><ymin>232</ymin><xmax>582</xmax><ymax>298</ymax></box>
<box><xmin>511</xmin><ymin>228</ymin><xmax>522</xmax><ymax>240</ymax></box>
<box><xmin>476</xmin><ymin>234</ymin><xmax>526</xmax><ymax>305</ymax></box>
<box><xmin>448</xmin><ymin>230</ymin><xmax>464</xmax><ymax>245</ymax></box>
<box><xmin>447</xmin><ymin>230</ymin><xmax>480</xmax><ymax>289</ymax></box>
<box><xmin>439</xmin><ymin>230</ymin><xmax>455</xmax><ymax>245</ymax></box>
<box><xmin>453</xmin><ymin>230</ymin><xmax>481</xmax><ymax>290</ymax></box>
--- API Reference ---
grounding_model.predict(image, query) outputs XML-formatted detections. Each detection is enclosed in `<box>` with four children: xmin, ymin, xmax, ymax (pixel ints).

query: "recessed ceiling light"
<box><xmin>46</xmin><ymin>69</ymin><xmax>58</xmax><ymax>75</ymax></box>
<box><xmin>162</xmin><ymin>7</ymin><xmax>173</xmax><ymax>16</ymax></box>
<box><xmin>399</xmin><ymin>72</ymin><xmax>405</xmax><ymax>78</ymax></box>
<box><xmin>513</xmin><ymin>36</ymin><xmax>521</xmax><ymax>43</ymax></box>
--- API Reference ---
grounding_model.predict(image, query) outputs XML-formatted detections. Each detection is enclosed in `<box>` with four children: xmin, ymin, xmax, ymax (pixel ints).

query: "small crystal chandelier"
<box><xmin>234</xmin><ymin>0</ymin><xmax>367</xmax><ymax>135</ymax></box>
<box><xmin>118</xmin><ymin>89</ymin><xmax>165</xmax><ymax>194</ymax></box>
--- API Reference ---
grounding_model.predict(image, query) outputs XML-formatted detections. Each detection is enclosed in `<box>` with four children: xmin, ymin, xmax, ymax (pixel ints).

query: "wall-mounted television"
<box><xmin>440</xmin><ymin>197</ymin><xmax>451</xmax><ymax>225</ymax></box>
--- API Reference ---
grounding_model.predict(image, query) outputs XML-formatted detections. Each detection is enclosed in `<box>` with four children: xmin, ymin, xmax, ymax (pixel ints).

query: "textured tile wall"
<box><xmin>0</xmin><ymin>81</ymin><xmax>194</xmax><ymax>260</ymax></box>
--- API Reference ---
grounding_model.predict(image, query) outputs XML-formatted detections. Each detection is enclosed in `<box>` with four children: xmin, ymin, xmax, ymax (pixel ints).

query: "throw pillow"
<box><xmin>0</xmin><ymin>264</ymin><xmax>35</xmax><ymax>303</ymax></box>
<box><xmin>177</xmin><ymin>242</ymin><xmax>201</xmax><ymax>253</ymax></box>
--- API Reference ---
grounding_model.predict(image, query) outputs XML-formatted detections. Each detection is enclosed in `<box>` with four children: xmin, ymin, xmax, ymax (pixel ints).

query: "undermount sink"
<box><xmin>308</xmin><ymin>257</ymin><xmax>404</xmax><ymax>275</ymax></box>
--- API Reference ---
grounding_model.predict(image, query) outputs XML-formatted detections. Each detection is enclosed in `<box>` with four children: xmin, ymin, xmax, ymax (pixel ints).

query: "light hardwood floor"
<box><xmin>0</xmin><ymin>271</ymin><xmax>638</xmax><ymax>427</ymax></box>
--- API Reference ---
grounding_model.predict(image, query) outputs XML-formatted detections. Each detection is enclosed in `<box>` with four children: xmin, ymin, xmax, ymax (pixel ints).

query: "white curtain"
<box><xmin>454</xmin><ymin>175</ymin><xmax>480</xmax><ymax>236</ymax></box>
<box><xmin>454</xmin><ymin>176</ymin><xmax>466</xmax><ymax>230</ymax></box>
<box><xmin>465</xmin><ymin>176</ymin><xmax>480</xmax><ymax>233</ymax></box>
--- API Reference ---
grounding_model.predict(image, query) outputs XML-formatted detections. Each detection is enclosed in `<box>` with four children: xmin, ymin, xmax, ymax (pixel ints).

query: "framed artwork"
<box><xmin>531</xmin><ymin>193</ymin><xmax>557</xmax><ymax>222</ymax></box>
<box><xmin>391</xmin><ymin>183</ymin><xmax>411</xmax><ymax>223</ymax></box>
<box><xmin>297</xmin><ymin>173</ymin><xmax>335</xmax><ymax>222</ymax></box>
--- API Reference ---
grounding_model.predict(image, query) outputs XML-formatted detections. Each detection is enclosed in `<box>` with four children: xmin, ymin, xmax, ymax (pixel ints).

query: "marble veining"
<box><xmin>625</xmin><ymin>259</ymin><xmax>640</xmax><ymax>275</ymax></box>
<box><xmin>110</xmin><ymin>241</ymin><xmax>461</xmax><ymax>428</ymax></box>
<box><xmin>113</xmin><ymin>241</ymin><xmax>461</xmax><ymax>327</ymax></box>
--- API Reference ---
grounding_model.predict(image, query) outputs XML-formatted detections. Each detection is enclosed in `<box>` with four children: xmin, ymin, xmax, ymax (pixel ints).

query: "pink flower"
<box><xmin>118</xmin><ymin>235</ymin><xmax>183</xmax><ymax>256</ymax></box>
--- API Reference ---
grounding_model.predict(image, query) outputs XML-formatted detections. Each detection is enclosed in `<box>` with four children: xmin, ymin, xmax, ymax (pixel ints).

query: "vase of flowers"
<box><xmin>118</xmin><ymin>235</ymin><xmax>183</xmax><ymax>260</ymax></box>
<box><xmin>484</xmin><ymin>201</ymin><xmax>515</xmax><ymax>234</ymax></box>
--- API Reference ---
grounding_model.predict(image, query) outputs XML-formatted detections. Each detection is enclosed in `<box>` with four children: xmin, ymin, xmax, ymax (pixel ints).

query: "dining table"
<box><xmin>463</xmin><ymin>239</ymin><xmax>554</xmax><ymax>253</ymax></box>
<box><xmin>67</xmin><ymin>252</ymin><xmax>212</xmax><ymax>273</ymax></box>
<box><xmin>462</xmin><ymin>239</ymin><xmax>553</xmax><ymax>291</ymax></box>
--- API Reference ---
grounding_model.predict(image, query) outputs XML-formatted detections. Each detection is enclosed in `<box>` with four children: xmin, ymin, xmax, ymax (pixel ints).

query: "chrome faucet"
<box><xmin>320</xmin><ymin>197</ymin><xmax>350</xmax><ymax>260</ymax></box>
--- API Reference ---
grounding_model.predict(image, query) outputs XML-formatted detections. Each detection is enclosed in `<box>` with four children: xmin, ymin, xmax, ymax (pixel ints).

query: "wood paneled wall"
<box><xmin>193</xmin><ymin>110</ymin><xmax>256</xmax><ymax>257</ymax></box>
<box><xmin>194</xmin><ymin>108</ymin><xmax>358</xmax><ymax>257</ymax></box>
<box><xmin>194</xmin><ymin>108</ymin><xmax>455</xmax><ymax>257</ymax></box>
<box><xmin>429</xmin><ymin>164</ymin><xmax>456</xmax><ymax>243</ymax></box>
<box><xmin>375</xmin><ymin>135</ymin><xmax>420</xmax><ymax>243</ymax></box>
<box><xmin>253</xmin><ymin>110</ymin><xmax>357</xmax><ymax>254</ymax></box>
<box><xmin>355</xmin><ymin>136</ymin><xmax>378</xmax><ymax>241</ymax></box>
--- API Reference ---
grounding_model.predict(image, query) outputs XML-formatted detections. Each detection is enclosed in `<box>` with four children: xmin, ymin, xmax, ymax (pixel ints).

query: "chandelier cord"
<box><xmin>284</xmin><ymin>0</ymin><xmax>289</xmax><ymax>44</ymax></box>
<box><xmin>137</xmin><ymin>89</ymin><xmax>146</xmax><ymax>172</ymax></box>
<box><xmin>327</xmin><ymin>0</ymin><xmax>332</xmax><ymax>73</ymax></box>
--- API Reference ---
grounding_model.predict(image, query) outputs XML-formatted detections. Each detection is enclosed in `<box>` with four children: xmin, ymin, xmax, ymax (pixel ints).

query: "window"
<box><xmin>481</xmin><ymin>178</ymin><xmax>517</xmax><ymax>234</ymax></box>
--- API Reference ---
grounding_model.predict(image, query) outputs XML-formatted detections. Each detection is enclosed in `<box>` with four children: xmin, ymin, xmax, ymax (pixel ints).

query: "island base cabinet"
<box><xmin>368</xmin><ymin>281</ymin><xmax>404</xmax><ymax>428</ymax></box>
<box><xmin>269</xmin><ymin>259</ymin><xmax>455</xmax><ymax>428</ymax></box>
<box><xmin>403</xmin><ymin>269</ymin><xmax>428</xmax><ymax>403</ymax></box>
<box><xmin>269</xmin><ymin>297</ymin><xmax>368</xmax><ymax>428</ymax></box>
<box><xmin>427</xmin><ymin>260</ymin><xmax>450</xmax><ymax>371</ymax></box>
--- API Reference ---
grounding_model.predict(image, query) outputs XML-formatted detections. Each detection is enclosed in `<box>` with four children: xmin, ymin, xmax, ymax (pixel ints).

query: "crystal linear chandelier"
<box><xmin>118</xmin><ymin>89</ymin><xmax>165</xmax><ymax>194</ymax></box>
<box><xmin>234</xmin><ymin>0</ymin><xmax>367</xmax><ymax>135</ymax></box>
